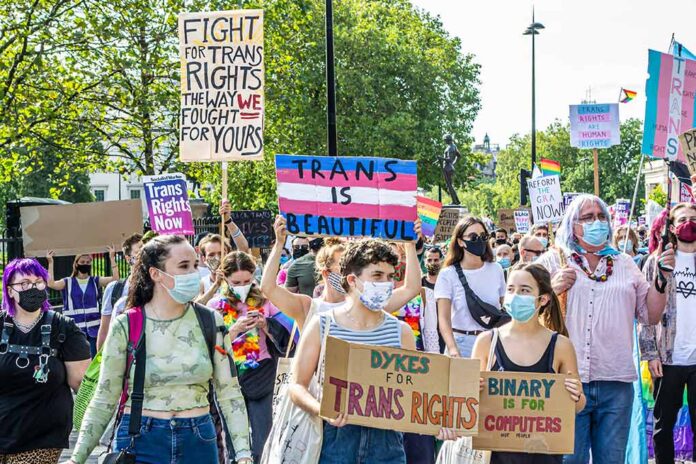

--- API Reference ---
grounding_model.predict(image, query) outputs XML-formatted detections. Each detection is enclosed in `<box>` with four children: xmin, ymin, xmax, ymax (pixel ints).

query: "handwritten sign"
<box><xmin>230</xmin><ymin>210</ymin><xmax>273</xmax><ymax>248</ymax></box>
<box><xmin>563</xmin><ymin>193</ymin><xmax>580</xmax><ymax>209</ymax></box>
<box><xmin>678</xmin><ymin>128</ymin><xmax>696</xmax><ymax>176</ymax></box>
<box><xmin>497</xmin><ymin>209</ymin><xmax>515</xmax><ymax>233</ymax></box>
<box><xmin>569</xmin><ymin>104</ymin><xmax>620</xmax><ymax>149</ymax></box>
<box><xmin>275</xmin><ymin>155</ymin><xmax>418</xmax><ymax>241</ymax></box>
<box><xmin>514</xmin><ymin>210</ymin><xmax>531</xmax><ymax>234</ymax></box>
<box><xmin>527</xmin><ymin>175</ymin><xmax>564</xmax><ymax>224</ymax></box>
<box><xmin>143</xmin><ymin>173</ymin><xmax>194</xmax><ymax>235</ymax></box>
<box><xmin>681</xmin><ymin>183</ymin><xmax>695</xmax><ymax>203</ymax></box>
<box><xmin>178</xmin><ymin>10</ymin><xmax>264</xmax><ymax>161</ymax></box>
<box><xmin>416</xmin><ymin>196</ymin><xmax>442</xmax><ymax>238</ymax></box>
<box><xmin>320</xmin><ymin>336</ymin><xmax>480</xmax><ymax>436</ymax></box>
<box><xmin>613</xmin><ymin>199</ymin><xmax>631</xmax><ymax>228</ymax></box>
<box><xmin>434</xmin><ymin>207</ymin><xmax>468</xmax><ymax>243</ymax></box>
<box><xmin>472</xmin><ymin>372</ymin><xmax>575</xmax><ymax>454</ymax></box>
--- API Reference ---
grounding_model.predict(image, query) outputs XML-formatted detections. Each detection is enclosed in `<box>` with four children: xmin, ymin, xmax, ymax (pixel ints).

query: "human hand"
<box><xmin>552</xmin><ymin>267</ymin><xmax>577</xmax><ymax>294</ymax></box>
<box><xmin>214</xmin><ymin>269</ymin><xmax>225</xmax><ymax>287</ymax></box>
<box><xmin>447</xmin><ymin>346</ymin><xmax>460</xmax><ymax>358</ymax></box>
<box><xmin>327</xmin><ymin>412</ymin><xmax>348</xmax><ymax>428</ymax></box>
<box><xmin>219</xmin><ymin>199</ymin><xmax>231</xmax><ymax>220</ymax></box>
<box><xmin>249</xmin><ymin>312</ymin><xmax>267</xmax><ymax>330</ymax></box>
<box><xmin>479</xmin><ymin>377</ymin><xmax>484</xmax><ymax>392</ymax></box>
<box><xmin>274</xmin><ymin>215</ymin><xmax>288</xmax><ymax>244</ymax></box>
<box><xmin>648</xmin><ymin>359</ymin><xmax>663</xmax><ymax>379</ymax></box>
<box><xmin>107</xmin><ymin>244</ymin><xmax>116</xmax><ymax>259</ymax></box>
<box><xmin>413</xmin><ymin>219</ymin><xmax>423</xmax><ymax>240</ymax></box>
<box><xmin>230</xmin><ymin>316</ymin><xmax>255</xmax><ymax>336</ymax></box>
<box><xmin>658</xmin><ymin>243</ymin><xmax>675</xmax><ymax>275</ymax></box>
<box><xmin>564</xmin><ymin>377</ymin><xmax>582</xmax><ymax>403</ymax></box>
<box><xmin>437</xmin><ymin>428</ymin><xmax>458</xmax><ymax>441</ymax></box>
<box><xmin>47</xmin><ymin>250</ymin><xmax>55</xmax><ymax>263</ymax></box>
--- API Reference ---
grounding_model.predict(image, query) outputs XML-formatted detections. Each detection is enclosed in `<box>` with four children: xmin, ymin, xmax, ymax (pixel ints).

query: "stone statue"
<box><xmin>439</xmin><ymin>134</ymin><xmax>461</xmax><ymax>205</ymax></box>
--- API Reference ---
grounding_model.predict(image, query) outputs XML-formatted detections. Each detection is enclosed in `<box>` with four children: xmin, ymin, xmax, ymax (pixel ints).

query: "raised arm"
<box><xmin>98</xmin><ymin>245</ymin><xmax>120</xmax><ymax>287</ymax></box>
<box><xmin>46</xmin><ymin>250</ymin><xmax>66</xmax><ymax>291</ymax></box>
<box><xmin>385</xmin><ymin>220</ymin><xmax>423</xmax><ymax>312</ymax></box>
<box><xmin>220</xmin><ymin>200</ymin><xmax>249</xmax><ymax>253</ymax></box>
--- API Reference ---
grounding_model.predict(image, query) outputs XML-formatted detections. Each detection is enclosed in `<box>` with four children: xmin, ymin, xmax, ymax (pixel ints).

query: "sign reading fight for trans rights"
<box><xmin>178</xmin><ymin>10</ymin><xmax>264</xmax><ymax>161</ymax></box>
<box><xmin>473</xmin><ymin>372</ymin><xmax>575</xmax><ymax>454</ymax></box>
<box><xmin>275</xmin><ymin>155</ymin><xmax>418</xmax><ymax>241</ymax></box>
<box><xmin>320</xmin><ymin>337</ymin><xmax>480</xmax><ymax>436</ymax></box>
<box><xmin>527</xmin><ymin>175</ymin><xmax>564</xmax><ymax>224</ymax></box>
<box><xmin>143</xmin><ymin>173</ymin><xmax>194</xmax><ymax>235</ymax></box>
<box><xmin>569</xmin><ymin>104</ymin><xmax>620</xmax><ymax>149</ymax></box>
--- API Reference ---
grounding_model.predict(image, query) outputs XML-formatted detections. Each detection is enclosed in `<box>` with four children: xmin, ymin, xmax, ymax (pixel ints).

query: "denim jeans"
<box><xmin>453</xmin><ymin>334</ymin><xmax>477</xmax><ymax>358</ymax></box>
<box><xmin>563</xmin><ymin>381</ymin><xmax>633</xmax><ymax>464</ymax></box>
<box><xmin>114</xmin><ymin>414</ymin><xmax>218</xmax><ymax>464</ymax></box>
<box><xmin>319</xmin><ymin>423</ymin><xmax>406</xmax><ymax>464</ymax></box>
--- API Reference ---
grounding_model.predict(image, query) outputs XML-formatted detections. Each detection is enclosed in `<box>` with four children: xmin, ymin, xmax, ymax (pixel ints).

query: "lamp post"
<box><xmin>523</xmin><ymin>9</ymin><xmax>544</xmax><ymax>171</ymax></box>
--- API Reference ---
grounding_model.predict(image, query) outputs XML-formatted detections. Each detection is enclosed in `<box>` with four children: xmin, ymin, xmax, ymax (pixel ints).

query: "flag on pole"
<box><xmin>539</xmin><ymin>158</ymin><xmax>561</xmax><ymax>177</ymax></box>
<box><xmin>673</xmin><ymin>40</ymin><xmax>696</xmax><ymax>60</ymax></box>
<box><xmin>620</xmin><ymin>88</ymin><xmax>637</xmax><ymax>103</ymax></box>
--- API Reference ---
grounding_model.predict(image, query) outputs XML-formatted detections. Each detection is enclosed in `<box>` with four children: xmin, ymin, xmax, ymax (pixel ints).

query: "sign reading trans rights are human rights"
<box><xmin>275</xmin><ymin>154</ymin><xmax>418</xmax><ymax>241</ymax></box>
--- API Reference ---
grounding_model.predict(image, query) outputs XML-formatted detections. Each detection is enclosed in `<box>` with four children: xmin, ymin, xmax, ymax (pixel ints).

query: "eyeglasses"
<box><xmin>523</xmin><ymin>249</ymin><xmax>543</xmax><ymax>257</ymax></box>
<box><xmin>461</xmin><ymin>233</ymin><xmax>489</xmax><ymax>242</ymax></box>
<box><xmin>575</xmin><ymin>214</ymin><xmax>608</xmax><ymax>225</ymax></box>
<box><xmin>9</xmin><ymin>280</ymin><xmax>47</xmax><ymax>291</ymax></box>
<box><xmin>292</xmin><ymin>245</ymin><xmax>309</xmax><ymax>252</ymax></box>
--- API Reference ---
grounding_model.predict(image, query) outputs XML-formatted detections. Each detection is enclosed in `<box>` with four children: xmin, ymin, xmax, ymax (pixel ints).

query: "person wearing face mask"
<box><xmin>495</xmin><ymin>228</ymin><xmax>510</xmax><ymax>247</ymax></box>
<box><xmin>536</xmin><ymin>194</ymin><xmax>673</xmax><ymax>464</ymax></box>
<box><xmin>0</xmin><ymin>258</ymin><xmax>90</xmax><ymax>463</ymax></box>
<box><xmin>195</xmin><ymin>234</ymin><xmax>231</xmax><ymax>305</ymax></box>
<box><xmin>435</xmin><ymin>216</ymin><xmax>507</xmax><ymax>358</ymax></box>
<box><xmin>530</xmin><ymin>223</ymin><xmax>550</xmax><ymax>250</ymax></box>
<box><xmin>421</xmin><ymin>246</ymin><xmax>444</xmax><ymax>354</ymax></box>
<box><xmin>96</xmin><ymin>233</ymin><xmax>143</xmax><ymax>351</ymax></box>
<box><xmin>290</xmin><ymin>236</ymin><xmax>456</xmax><ymax>463</ymax></box>
<box><xmin>639</xmin><ymin>203</ymin><xmax>696</xmax><ymax>464</ymax></box>
<box><xmin>209</xmin><ymin>251</ymin><xmax>285</xmax><ymax>463</ymax></box>
<box><xmin>47</xmin><ymin>245</ymin><xmax>120</xmax><ymax>357</ymax></box>
<box><xmin>67</xmin><ymin>235</ymin><xmax>252</xmax><ymax>464</ymax></box>
<box><xmin>612</xmin><ymin>225</ymin><xmax>643</xmax><ymax>266</ymax></box>
<box><xmin>495</xmin><ymin>244</ymin><xmax>514</xmax><ymax>275</ymax></box>
<box><xmin>286</xmin><ymin>237</ymin><xmax>323</xmax><ymax>297</ymax></box>
<box><xmin>511</xmin><ymin>232</ymin><xmax>523</xmax><ymax>246</ymax></box>
<box><xmin>518</xmin><ymin>235</ymin><xmax>545</xmax><ymax>264</ymax></box>
<box><xmin>471</xmin><ymin>263</ymin><xmax>585</xmax><ymax>464</ymax></box>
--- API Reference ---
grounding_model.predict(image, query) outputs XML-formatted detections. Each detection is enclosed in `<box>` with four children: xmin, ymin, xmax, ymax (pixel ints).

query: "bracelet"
<box><xmin>655</xmin><ymin>273</ymin><xmax>667</xmax><ymax>294</ymax></box>
<box><xmin>224</xmin><ymin>218</ymin><xmax>232</xmax><ymax>225</ymax></box>
<box><xmin>232</xmin><ymin>229</ymin><xmax>242</xmax><ymax>238</ymax></box>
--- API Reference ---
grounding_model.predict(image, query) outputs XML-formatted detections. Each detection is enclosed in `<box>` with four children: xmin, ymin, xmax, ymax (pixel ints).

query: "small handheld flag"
<box><xmin>620</xmin><ymin>88</ymin><xmax>637</xmax><ymax>103</ymax></box>
<box><xmin>539</xmin><ymin>158</ymin><xmax>561</xmax><ymax>177</ymax></box>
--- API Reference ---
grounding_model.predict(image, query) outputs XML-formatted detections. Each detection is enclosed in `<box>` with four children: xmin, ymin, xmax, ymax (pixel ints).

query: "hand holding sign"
<box><xmin>273</xmin><ymin>215</ymin><xmax>288</xmax><ymax>244</ymax></box>
<box><xmin>220</xmin><ymin>199</ymin><xmax>232</xmax><ymax>221</ymax></box>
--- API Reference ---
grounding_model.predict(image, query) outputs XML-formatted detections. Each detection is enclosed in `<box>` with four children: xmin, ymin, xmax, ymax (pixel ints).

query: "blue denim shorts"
<box><xmin>319</xmin><ymin>422</ymin><xmax>406</xmax><ymax>464</ymax></box>
<box><xmin>114</xmin><ymin>414</ymin><xmax>218</xmax><ymax>464</ymax></box>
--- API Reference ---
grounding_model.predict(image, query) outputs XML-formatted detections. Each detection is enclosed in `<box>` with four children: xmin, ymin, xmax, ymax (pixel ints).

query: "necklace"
<box><xmin>13</xmin><ymin>314</ymin><xmax>42</xmax><ymax>333</ymax></box>
<box><xmin>344</xmin><ymin>307</ymin><xmax>385</xmax><ymax>330</ymax></box>
<box><xmin>571</xmin><ymin>253</ymin><xmax>614</xmax><ymax>282</ymax></box>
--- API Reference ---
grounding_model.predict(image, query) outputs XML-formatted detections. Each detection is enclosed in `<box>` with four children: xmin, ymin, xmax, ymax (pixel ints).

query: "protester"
<box><xmin>511</xmin><ymin>232</ymin><xmax>523</xmax><ymax>245</ymax></box>
<box><xmin>96</xmin><ymin>233</ymin><xmax>143</xmax><ymax>351</ymax></box>
<box><xmin>421</xmin><ymin>245</ymin><xmax>444</xmax><ymax>354</ymax></box>
<box><xmin>495</xmin><ymin>228</ymin><xmax>510</xmax><ymax>246</ymax></box>
<box><xmin>536</xmin><ymin>194</ymin><xmax>673</xmax><ymax>464</ymax></box>
<box><xmin>195</xmin><ymin>234</ymin><xmax>228</xmax><ymax>305</ymax></box>
<box><xmin>471</xmin><ymin>263</ymin><xmax>585</xmax><ymax>464</ymax></box>
<box><xmin>530</xmin><ymin>223</ymin><xmax>549</xmax><ymax>249</ymax></box>
<box><xmin>637</xmin><ymin>224</ymin><xmax>648</xmax><ymax>249</ymax></box>
<box><xmin>47</xmin><ymin>246</ymin><xmax>119</xmax><ymax>356</ymax></box>
<box><xmin>613</xmin><ymin>225</ymin><xmax>643</xmax><ymax>265</ymax></box>
<box><xmin>208</xmin><ymin>251</ymin><xmax>284</xmax><ymax>463</ymax></box>
<box><xmin>196</xmin><ymin>200</ymin><xmax>251</xmax><ymax>280</ymax></box>
<box><xmin>518</xmin><ymin>235</ymin><xmax>545</xmax><ymax>264</ymax></box>
<box><xmin>495</xmin><ymin>244</ymin><xmax>513</xmax><ymax>273</ymax></box>
<box><xmin>1</xmin><ymin>258</ymin><xmax>90</xmax><ymax>463</ymax></box>
<box><xmin>436</xmin><ymin>216</ymin><xmax>506</xmax><ymax>358</ymax></box>
<box><xmin>67</xmin><ymin>235</ymin><xmax>251</xmax><ymax>464</ymax></box>
<box><xmin>286</xmin><ymin>237</ymin><xmax>323</xmax><ymax>297</ymax></box>
<box><xmin>639</xmin><ymin>202</ymin><xmax>696</xmax><ymax>464</ymax></box>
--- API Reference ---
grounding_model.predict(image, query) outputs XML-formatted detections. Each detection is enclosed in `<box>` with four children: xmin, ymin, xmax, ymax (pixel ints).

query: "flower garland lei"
<box><xmin>391</xmin><ymin>294</ymin><xmax>422</xmax><ymax>348</ymax></box>
<box><xmin>210</xmin><ymin>295</ymin><xmax>265</xmax><ymax>373</ymax></box>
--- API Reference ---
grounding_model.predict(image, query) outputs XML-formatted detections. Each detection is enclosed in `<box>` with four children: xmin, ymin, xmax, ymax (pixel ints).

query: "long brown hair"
<box><xmin>510</xmin><ymin>263</ymin><xmax>567</xmax><ymax>336</ymax></box>
<box><xmin>220</xmin><ymin>251</ymin><xmax>265</xmax><ymax>306</ymax></box>
<box><xmin>71</xmin><ymin>254</ymin><xmax>92</xmax><ymax>277</ymax></box>
<box><xmin>127</xmin><ymin>235</ymin><xmax>188</xmax><ymax>308</ymax></box>
<box><xmin>444</xmin><ymin>216</ymin><xmax>494</xmax><ymax>267</ymax></box>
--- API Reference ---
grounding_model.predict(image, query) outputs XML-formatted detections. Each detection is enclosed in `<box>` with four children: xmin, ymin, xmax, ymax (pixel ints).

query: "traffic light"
<box><xmin>519</xmin><ymin>169</ymin><xmax>531</xmax><ymax>205</ymax></box>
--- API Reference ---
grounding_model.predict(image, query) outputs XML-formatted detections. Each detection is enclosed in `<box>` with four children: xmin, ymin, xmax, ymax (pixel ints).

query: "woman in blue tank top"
<box><xmin>471</xmin><ymin>263</ymin><xmax>586</xmax><ymax>464</ymax></box>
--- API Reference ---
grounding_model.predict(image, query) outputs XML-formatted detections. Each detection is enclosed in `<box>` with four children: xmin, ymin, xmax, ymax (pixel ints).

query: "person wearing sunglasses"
<box><xmin>518</xmin><ymin>235</ymin><xmax>545</xmax><ymax>264</ymax></box>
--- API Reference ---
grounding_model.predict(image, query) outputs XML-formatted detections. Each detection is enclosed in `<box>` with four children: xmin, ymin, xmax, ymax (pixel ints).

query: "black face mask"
<box><xmin>76</xmin><ymin>264</ymin><xmax>91</xmax><ymax>274</ymax></box>
<box><xmin>462</xmin><ymin>237</ymin><xmax>487</xmax><ymax>257</ymax></box>
<box><xmin>292</xmin><ymin>247</ymin><xmax>309</xmax><ymax>260</ymax></box>
<box><xmin>512</xmin><ymin>238</ymin><xmax>520</xmax><ymax>245</ymax></box>
<box><xmin>426</xmin><ymin>263</ymin><xmax>441</xmax><ymax>276</ymax></box>
<box><xmin>495</xmin><ymin>238</ymin><xmax>507</xmax><ymax>245</ymax></box>
<box><xmin>17</xmin><ymin>288</ymin><xmax>47</xmax><ymax>312</ymax></box>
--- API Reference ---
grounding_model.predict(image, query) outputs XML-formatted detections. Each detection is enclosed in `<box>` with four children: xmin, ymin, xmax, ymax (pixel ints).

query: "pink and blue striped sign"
<box><xmin>275</xmin><ymin>154</ymin><xmax>418</xmax><ymax>241</ymax></box>
<box><xmin>642</xmin><ymin>50</ymin><xmax>696</xmax><ymax>163</ymax></box>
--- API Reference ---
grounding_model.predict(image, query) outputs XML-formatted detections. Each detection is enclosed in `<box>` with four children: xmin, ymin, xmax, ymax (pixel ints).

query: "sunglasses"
<box><xmin>523</xmin><ymin>249</ymin><xmax>543</xmax><ymax>257</ymax></box>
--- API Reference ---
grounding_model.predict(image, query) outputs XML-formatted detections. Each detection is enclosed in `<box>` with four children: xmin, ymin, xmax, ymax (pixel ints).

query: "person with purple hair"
<box><xmin>0</xmin><ymin>258</ymin><xmax>90</xmax><ymax>463</ymax></box>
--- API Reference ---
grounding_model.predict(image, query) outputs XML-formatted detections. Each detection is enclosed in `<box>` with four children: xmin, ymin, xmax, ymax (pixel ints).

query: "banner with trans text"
<box><xmin>143</xmin><ymin>173</ymin><xmax>194</xmax><ymax>235</ymax></box>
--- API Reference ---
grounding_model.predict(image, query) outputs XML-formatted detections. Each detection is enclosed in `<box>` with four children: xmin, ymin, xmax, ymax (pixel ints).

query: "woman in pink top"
<box><xmin>537</xmin><ymin>194</ymin><xmax>673</xmax><ymax>464</ymax></box>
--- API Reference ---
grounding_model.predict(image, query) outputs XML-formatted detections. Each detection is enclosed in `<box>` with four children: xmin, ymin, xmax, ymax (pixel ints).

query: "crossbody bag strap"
<box><xmin>486</xmin><ymin>329</ymin><xmax>499</xmax><ymax>371</ymax></box>
<box><xmin>453</xmin><ymin>262</ymin><xmax>472</xmax><ymax>293</ymax></box>
<box><xmin>284</xmin><ymin>322</ymin><xmax>299</xmax><ymax>358</ymax></box>
<box><xmin>128</xmin><ymin>315</ymin><xmax>147</xmax><ymax>436</ymax></box>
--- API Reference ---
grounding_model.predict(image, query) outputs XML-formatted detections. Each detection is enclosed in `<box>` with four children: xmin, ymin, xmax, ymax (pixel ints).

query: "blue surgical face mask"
<box><xmin>536</xmin><ymin>236</ymin><xmax>548</xmax><ymax>249</ymax></box>
<box><xmin>618</xmin><ymin>239</ymin><xmax>633</xmax><ymax>252</ymax></box>
<box><xmin>497</xmin><ymin>257</ymin><xmax>511</xmax><ymax>269</ymax></box>
<box><xmin>279</xmin><ymin>255</ymin><xmax>290</xmax><ymax>265</ymax></box>
<box><xmin>159</xmin><ymin>270</ymin><xmax>201</xmax><ymax>304</ymax></box>
<box><xmin>581</xmin><ymin>220</ymin><xmax>610</xmax><ymax>247</ymax></box>
<box><xmin>503</xmin><ymin>293</ymin><xmax>538</xmax><ymax>323</ymax></box>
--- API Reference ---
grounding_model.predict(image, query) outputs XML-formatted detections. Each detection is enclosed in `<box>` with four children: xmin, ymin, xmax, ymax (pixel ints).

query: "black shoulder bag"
<box><xmin>453</xmin><ymin>262</ymin><xmax>510</xmax><ymax>329</ymax></box>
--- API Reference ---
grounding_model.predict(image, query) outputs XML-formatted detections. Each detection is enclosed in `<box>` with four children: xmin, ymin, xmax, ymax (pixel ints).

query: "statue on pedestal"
<box><xmin>439</xmin><ymin>134</ymin><xmax>461</xmax><ymax>205</ymax></box>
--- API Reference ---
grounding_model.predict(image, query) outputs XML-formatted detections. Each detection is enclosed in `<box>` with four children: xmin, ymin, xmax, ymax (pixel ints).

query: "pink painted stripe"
<box><xmin>276</xmin><ymin>169</ymin><xmax>417</xmax><ymax>191</ymax></box>
<box><xmin>653</xmin><ymin>53</ymin><xmax>673</xmax><ymax>156</ymax></box>
<box><xmin>278</xmin><ymin>198</ymin><xmax>417</xmax><ymax>221</ymax></box>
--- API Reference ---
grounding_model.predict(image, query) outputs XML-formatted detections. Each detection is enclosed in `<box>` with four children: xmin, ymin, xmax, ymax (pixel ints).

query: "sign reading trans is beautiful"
<box><xmin>569</xmin><ymin>104</ymin><xmax>620</xmax><ymax>149</ymax></box>
<box><xmin>275</xmin><ymin>155</ymin><xmax>418</xmax><ymax>241</ymax></box>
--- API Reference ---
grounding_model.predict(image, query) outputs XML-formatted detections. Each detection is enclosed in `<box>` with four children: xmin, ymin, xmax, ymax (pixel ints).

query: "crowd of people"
<box><xmin>0</xmin><ymin>193</ymin><xmax>695</xmax><ymax>464</ymax></box>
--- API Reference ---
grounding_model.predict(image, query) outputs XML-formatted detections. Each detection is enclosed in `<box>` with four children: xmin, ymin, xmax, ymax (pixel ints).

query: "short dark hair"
<box><xmin>122</xmin><ymin>233</ymin><xmax>143</xmax><ymax>256</ymax></box>
<box><xmin>425</xmin><ymin>246</ymin><xmax>443</xmax><ymax>258</ymax></box>
<box><xmin>340</xmin><ymin>239</ymin><xmax>399</xmax><ymax>291</ymax></box>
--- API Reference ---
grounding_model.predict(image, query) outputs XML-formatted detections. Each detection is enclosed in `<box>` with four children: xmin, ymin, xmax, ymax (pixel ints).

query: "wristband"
<box><xmin>232</xmin><ymin>229</ymin><xmax>242</xmax><ymax>238</ymax></box>
<box><xmin>224</xmin><ymin>218</ymin><xmax>232</xmax><ymax>225</ymax></box>
<box><xmin>654</xmin><ymin>272</ymin><xmax>667</xmax><ymax>294</ymax></box>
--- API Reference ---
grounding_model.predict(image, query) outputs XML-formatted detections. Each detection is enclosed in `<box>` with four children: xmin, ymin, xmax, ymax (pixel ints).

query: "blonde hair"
<box><xmin>315</xmin><ymin>238</ymin><xmax>346</xmax><ymax>276</ymax></box>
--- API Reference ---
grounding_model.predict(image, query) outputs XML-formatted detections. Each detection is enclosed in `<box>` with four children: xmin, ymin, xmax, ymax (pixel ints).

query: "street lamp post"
<box><xmin>523</xmin><ymin>9</ymin><xmax>544</xmax><ymax>171</ymax></box>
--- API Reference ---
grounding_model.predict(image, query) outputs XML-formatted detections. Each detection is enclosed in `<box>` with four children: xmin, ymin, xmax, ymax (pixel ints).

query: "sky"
<box><xmin>411</xmin><ymin>0</ymin><xmax>696</xmax><ymax>148</ymax></box>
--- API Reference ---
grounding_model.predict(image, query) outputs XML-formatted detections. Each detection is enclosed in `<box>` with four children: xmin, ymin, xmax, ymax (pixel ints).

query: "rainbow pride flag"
<box><xmin>621</xmin><ymin>88</ymin><xmax>637</xmax><ymax>103</ymax></box>
<box><xmin>539</xmin><ymin>158</ymin><xmax>561</xmax><ymax>177</ymax></box>
<box><xmin>416</xmin><ymin>196</ymin><xmax>442</xmax><ymax>237</ymax></box>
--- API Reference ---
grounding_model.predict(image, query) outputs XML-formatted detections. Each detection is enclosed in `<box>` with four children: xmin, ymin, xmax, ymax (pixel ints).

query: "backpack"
<box><xmin>110</xmin><ymin>280</ymin><xmax>127</xmax><ymax>309</ymax></box>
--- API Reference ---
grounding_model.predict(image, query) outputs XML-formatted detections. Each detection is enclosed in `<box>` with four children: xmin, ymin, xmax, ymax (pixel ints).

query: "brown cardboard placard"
<box><xmin>496</xmin><ymin>209</ymin><xmax>516</xmax><ymax>233</ymax></box>
<box><xmin>433</xmin><ymin>207</ymin><xmax>468</xmax><ymax>243</ymax></box>
<box><xmin>320</xmin><ymin>336</ymin><xmax>480</xmax><ymax>436</ymax></box>
<box><xmin>473</xmin><ymin>371</ymin><xmax>575</xmax><ymax>454</ymax></box>
<box><xmin>678</xmin><ymin>128</ymin><xmax>696</xmax><ymax>176</ymax></box>
<box><xmin>20</xmin><ymin>200</ymin><xmax>143</xmax><ymax>257</ymax></box>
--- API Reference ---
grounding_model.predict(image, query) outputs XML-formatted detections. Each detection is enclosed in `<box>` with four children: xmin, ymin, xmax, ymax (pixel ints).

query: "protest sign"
<box><xmin>143</xmin><ymin>173</ymin><xmax>194</xmax><ymax>235</ymax></box>
<box><xmin>645</xmin><ymin>199</ymin><xmax>664</xmax><ymax>229</ymax></box>
<box><xmin>231</xmin><ymin>210</ymin><xmax>274</xmax><ymax>248</ymax></box>
<box><xmin>472</xmin><ymin>371</ymin><xmax>575</xmax><ymax>454</ymax></box>
<box><xmin>681</xmin><ymin>183</ymin><xmax>695</xmax><ymax>203</ymax></box>
<box><xmin>613</xmin><ymin>199</ymin><xmax>631</xmax><ymax>228</ymax></box>
<box><xmin>569</xmin><ymin>104</ymin><xmax>620</xmax><ymax>149</ymax></box>
<box><xmin>320</xmin><ymin>336</ymin><xmax>480</xmax><ymax>436</ymax></box>
<box><xmin>527</xmin><ymin>175</ymin><xmax>564</xmax><ymax>224</ymax></box>
<box><xmin>434</xmin><ymin>206</ymin><xmax>468</xmax><ymax>243</ymax></box>
<box><xmin>642</xmin><ymin>50</ymin><xmax>696</xmax><ymax>163</ymax></box>
<box><xmin>416</xmin><ymin>196</ymin><xmax>442</xmax><ymax>238</ymax></box>
<box><xmin>497</xmin><ymin>209</ymin><xmax>515</xmax><ymax>233</ymax></box>
<box><xmin>678</xmin><ymin>128</ymin><xmax>696</xmax><ymax>176</ymax></box>
<box><xmin>275</xmin><ymin>155</ymin><xmax>418</xmax><ymax>241</ymax></box>
<box><xmin>21</xmin><ymin>200</ymin><xmax>143</xmax><ymax>257</ymax></box>
<box><xmin>178</xmin><ymin>10</ymin><xmax>264</xmax><ymax>162</ymax></box>
<box><xmin>638</xmin><ymin>216</ymin><xmax>646</xmax><ymax>227</ymax></box>
<box><xmin>563</xmin><ymin>192</ymin><xmax>581</xmax><ymax>208</ymax></box>
<box><xmin>514</xmin><ymin>210</ymin><xmax>531</xmax><ymax>233</ymax></box>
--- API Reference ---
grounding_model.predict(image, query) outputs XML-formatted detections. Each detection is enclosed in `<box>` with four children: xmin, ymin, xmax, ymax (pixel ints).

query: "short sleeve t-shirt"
<box><xmin>434</xmin><ymin>262</ymin><xmax>506</xmax><ymax>331</ymax></box>
<box><xmin>671</xmin><ymin>251</ymin><xmax>696</xmax><ymax>365</ymax></box>
<box><xmin>101</xmin><ymin>280</ymin><xmax>129</xmax><ymax>317</ymax></box>
<box><xmin>286</xmin><ymin>253</ymin><xmax>317</xmax><ymax>297</ymax></box>
<box><xmin>0</xmin><ymin>311</ymin><xmax>90</xmax><ymax>453</ymax></box>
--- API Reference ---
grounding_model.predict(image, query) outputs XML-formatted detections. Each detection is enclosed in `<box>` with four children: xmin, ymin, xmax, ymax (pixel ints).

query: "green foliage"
<box><xmin>648</xmin><ymin>184</ymin><xmax>667</xmax><ymax>207</ymax></box>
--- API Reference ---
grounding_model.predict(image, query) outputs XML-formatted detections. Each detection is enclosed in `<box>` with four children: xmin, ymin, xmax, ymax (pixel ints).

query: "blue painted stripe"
<box><xmin>642</xmin><ymin>49</ymin><xmax>662</xmax><ymax>155</ymax></box>
<box><xmin>281</xmin><ymin>212</ymin><xmax>417</xmax><ymax>241</ymax></box>
<box><xmin>275</xmin><ymin>154</ymin><xmax>417</xmax><ymax>176</ymax></box>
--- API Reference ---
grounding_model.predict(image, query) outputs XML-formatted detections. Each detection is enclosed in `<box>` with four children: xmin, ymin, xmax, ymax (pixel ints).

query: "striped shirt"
<box><xmin>319</xmin><ymin>311</ymin><xmax>402</xmax><ymax>348</ymax></box>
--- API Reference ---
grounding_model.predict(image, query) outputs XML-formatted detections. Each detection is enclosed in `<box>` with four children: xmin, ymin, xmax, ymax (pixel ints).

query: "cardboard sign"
<box><xmin>527</xmin><ymin>175</ymin><xmax>564</xmax><ymax>224</ymax></box>
<box><xmin>678</xmin><ymin>128</ymin><xmax>696</xmax><ymax>176</ymax></box>
<box><xmin>20</xmin><ymin>200</ymin><xmax>143</xmax><ymax>257</ymax></box>
<box><xmin>681</xmin><ymin>183</ymin><xmax>696</xmax><ymax>203</ymax></box>
<box><xmin>231</xmin><ymin>210</ymin><xmax>274</xmax><ymax>248</ymax></box>
<box><xmin>416</xmin><ymin>196</ymin><xmax>442</xmax><ymax>238</ymax></box>
<box><xmin>514</xmin><ymin>210</ymin><xmax>531</xmax><ymax>233</ymax></box>
<box><xmin>320</xmin><ymin>336</ymin><xmax>480</xmax><ymax>436</ymax></box>
<box><xmin>434</xmin><ymin>207</ymin><xmax>468</xmax><ymax>243</ymax></box>
<box><xmin>143</xmin><ymin>173</ymin><xmax>194</xmax><ymax>235</ymax></box>
<box><xmin>275</xmin><ymin>155</ymin><xmax>418</xmax><ymax>241</ymax></box>
<box><xmin>473</xmin><ymin>372</ymin><xmax>575</xmax><ymax>454</ymax></box>
<box><xmin>178</xmin><ymin>10</ymin><xmax>264</xmax><ymax>162</ymax></box>
<box><xmin>613</xmin><ymin>199</ymin><xmax>631</xmax><ymax>228</ymax></box>
<box><xmin>497</xmin><ymin>209</ymin><xmax>516</xmax><ymax>233</ymax></box>
<box><xmin>569</xmin><ymin>104</ymin><xmax>620</xmax><ymax>149</ymax></box>
<box><xmin>642</xmin><ymin>50</ymin><xmax>696</xmax><ymax>163</ymax></box>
